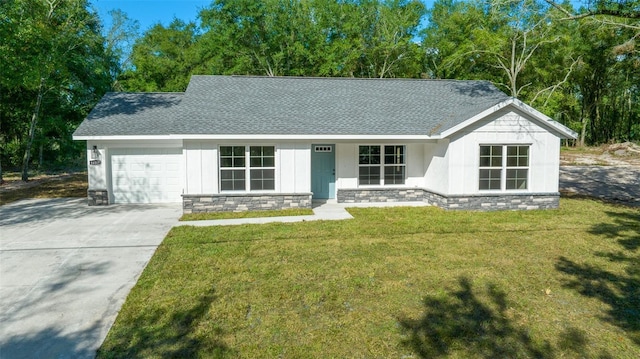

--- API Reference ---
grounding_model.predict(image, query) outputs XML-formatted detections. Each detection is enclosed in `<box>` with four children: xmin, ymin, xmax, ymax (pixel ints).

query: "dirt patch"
<box><xmin>0</xmin><ymin>173</ymin><xmax>82</xmax><ymax>193</ymax></box>
<box><xmin>560</xmin><ymin>142</ymin><xmax>640</xmax><ymax>166</ymax></box>
<box><xmin>560</xmin><ymin>143</ymin><xmax>640</xmax><ymax>207</ymax></box>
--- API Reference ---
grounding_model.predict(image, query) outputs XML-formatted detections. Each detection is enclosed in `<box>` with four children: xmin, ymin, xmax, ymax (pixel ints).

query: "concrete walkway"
<box><xmin>178</xmin><ymin>200</ymin><xmax>431</xmax><ymax>227</ymax></box>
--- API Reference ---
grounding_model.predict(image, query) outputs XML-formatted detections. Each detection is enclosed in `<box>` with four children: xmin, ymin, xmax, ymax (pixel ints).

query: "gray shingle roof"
<box><xmin>74</xmin><ymin>76</ymin><xmax>511</xmax><ymax>137</ymax></box>
<box><xmin>74</xmin><ymin>92</ymin><xmax>183</xmax><ymax>136</ymax></box>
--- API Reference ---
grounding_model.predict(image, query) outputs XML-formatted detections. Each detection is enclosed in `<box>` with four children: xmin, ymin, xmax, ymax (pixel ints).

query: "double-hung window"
<box><xmin>220</xmin><ymin>146</ymin><xmax>275</xmax><ymax>191</ymax></box>
<box><xmin>479</xmin><ymin>145</ymin><xmax>529</xmax><ymax>191</ymax></box>
<box><xmin>358</xmin><ymin>145</ymin><xmax>405</xmax><ymax>185</ymax></box>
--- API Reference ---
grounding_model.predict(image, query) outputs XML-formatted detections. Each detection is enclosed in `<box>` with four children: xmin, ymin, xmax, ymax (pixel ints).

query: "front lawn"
<box><xmin>180</xmin><ymin>208</ymin><xmax>314</xmax><ymax>221</ymax></box>
<box><xmin>98</xmin><ymin>199</ymin><xmax>640</xmax><ymax>358</ymax></box>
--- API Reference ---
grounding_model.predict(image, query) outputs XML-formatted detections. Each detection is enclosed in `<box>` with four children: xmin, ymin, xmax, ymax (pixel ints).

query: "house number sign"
<box><xmin>89</xmin><ymin>160</ymin><xmax>102</xmax><ymax>165</ymax></box>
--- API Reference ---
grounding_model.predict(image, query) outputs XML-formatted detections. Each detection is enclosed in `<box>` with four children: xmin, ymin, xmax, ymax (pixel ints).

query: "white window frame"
<box><xmin>358</xmin><ymin>145</ymin><xmax>406</xmax><ymax>187</ymax></box>
<box><xmin>219</xmin><ymin>145</ymin><xmax>276</xmax><ymax>192</ymax></box>
<box><xmin>478</xmin><ymin>144</ymin><xmax>530</xmax><ymax>191</ymax></box>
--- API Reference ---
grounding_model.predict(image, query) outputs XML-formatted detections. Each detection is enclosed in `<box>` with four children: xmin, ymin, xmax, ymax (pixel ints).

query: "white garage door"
<box><xmin>110</xmin><ymin>148</ymin><xmax>183</xmax><ymax>203</ymax></box>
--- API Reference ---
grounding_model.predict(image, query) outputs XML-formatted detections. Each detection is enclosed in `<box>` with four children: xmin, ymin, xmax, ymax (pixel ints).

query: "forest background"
<box><xmin>1</xmin><ymin>0</ymin><xmax>638</xmax><ymax>181</ymax></box>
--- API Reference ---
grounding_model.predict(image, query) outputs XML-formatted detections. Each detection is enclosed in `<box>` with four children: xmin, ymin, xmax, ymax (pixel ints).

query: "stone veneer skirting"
<box><xmin>182</xmin><ymin>193</ymin><xmax>313</xmax><ymax>213</ymax></box>
<box><xmin>337</xmin><ymin>188</ymin><xmax>559</xmax><ymax>211</ymax></box>
<box><xmin>88</xmin><ymin>189</ymin><xmax>109</xmax><ymax>206</ymax></box>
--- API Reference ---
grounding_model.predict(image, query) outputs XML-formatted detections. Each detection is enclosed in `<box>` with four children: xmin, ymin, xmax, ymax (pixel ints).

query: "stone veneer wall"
<box><xmin>88</xmin><ymin>189</ymin><xmax>109</xmax><ymax>206</ymax></box>
<box><xmin>337</xmin><ymin>188</ymin><xmax>425</xmax><ymax>203</ymax></box>
<box><xmin>338</xmin><ymin>188</ymin><xmax>559</xmax><ymax>211</ymax></box>
<box><xmin>182</xmin><ymin>193</ymin><xmax>313</xmax><ymax>213</ymax></box>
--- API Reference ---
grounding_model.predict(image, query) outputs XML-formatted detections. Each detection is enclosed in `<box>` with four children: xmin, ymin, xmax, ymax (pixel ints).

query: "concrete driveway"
<box><xmin>0</xmin><ymin>198</ymin><xmax>181</xmax><ymax>359</ymax></box>
<box><xmin>560</xmin><ymin>166</ymin><xmax>640</xmax><ymax>207</ymax></box>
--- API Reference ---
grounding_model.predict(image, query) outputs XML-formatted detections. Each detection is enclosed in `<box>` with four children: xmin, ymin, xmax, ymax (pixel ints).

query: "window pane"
<box><xmin>233</xmin><ymin>157</ymin><xmax>245</xmax><ymax>167</ymax></box>
<box><xmin>506</xmin><ymin>145</ymin><xmax>529</xmax><ymax>167</ymax></box>
<box><xmin>479</xmin><ymin>169</ymin><xmax>501</xmax><ymax>190</ymax></box>
<box><xmin>506</xmin><ymin>169</ymin><xmax>528</xmax><ymax>190</ymax></box>
<box><xmin>220</xmin><ymin>158</ymin><xmax>232</xmax><ymax>168</ymax></box>
<box><xmin>491</xmin><ymin>155</ymin><xmax>502</xmax><ymax>167</ymax></box>
<box><xmin>250</xmin><ymin>157</ymin><xmax>262</xmax><ymax>167</ymax></box>
<box><xmin>384</xmin><ymin>166</ymin><xmax>405</xmax><ymax>185</ymax></box>
<box><xmin>220</xmin><ymin>146</ymin><xmax>232</xmax><ymax>156</ymax></box>
<box><xmin>384</xmin><ymin>146</ymin><xmax>405</xmax><ymax>165</ymax></box>
<box><xmin>250</xmin><ymin>169</ymin><xmax>275</xmax><ymax>190</ymax></box>
<box><xmin>250</xmin><ymin>146</ymin><xmax>275</xmax><ymax>168</ymax></box>
<box><xmin>263</xmin><ymin>157</ymin><xmax>275</xmax><ymax>167</ymax></box>
<box><xmin>480</xmin><ymin>145</ymin><xmax>502</xmax><ymax>168</ymax></box>
<box><xmin>359</xmin><ymin>166</ymin><xmax>380</xmax><ymax>185</ymax></box>
<box><xmin>359</xmin><ymin>146</ymin><xmax>381</xmax><ymax>165</ymax></box>
<box><xmin>221</xmin><ymin>146</ymin><xmax>245</xmax><ymax>168</ymax></box>
<box><xmin>263</xmin><ymin>146</ymin><xmax>274</xmax><ymax>156</ymax></box>
<box><xmin>220</xmin><ymin>170</ymin><xmax>245</xmax><ymax>191</ymax></box>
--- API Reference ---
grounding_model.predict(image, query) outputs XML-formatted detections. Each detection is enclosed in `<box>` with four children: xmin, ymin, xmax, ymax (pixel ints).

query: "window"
<box><xmin>249</xmin><ymin>146</ymin><xmax>275</xmax><ymax>190</ymax></box>
<box><xmin>220</xmin><ymin>146</ymin><xmax>275</xmax><ymax>191</ymax></box>
<box><xmin>479</xmin><ymin>145</ymin><xmax>529</xmax><ymax>191</ymax></box>
<box><xmin>220</xmin><ymin>146</ymin><xmax>246</xmax><ymax>191</ymax></box>
<box><xmin>358</xmin><ymin>145</ymin><xmax>405</xmax><ymax>185</ymax></box>
<box><xmin>359</xmin><ymin>145</ymin><xmax>381</xmax><ymax>185</ymax></box>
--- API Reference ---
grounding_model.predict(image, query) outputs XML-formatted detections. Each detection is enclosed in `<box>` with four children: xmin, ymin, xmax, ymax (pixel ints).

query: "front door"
<box><xmin>311</xmin><ymin>144</ymin><xmax>335</xmax><ymax>199</ymax></box>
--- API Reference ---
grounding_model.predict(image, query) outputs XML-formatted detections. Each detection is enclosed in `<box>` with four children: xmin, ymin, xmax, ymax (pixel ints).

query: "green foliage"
<box><xmin>119</xmin><ymin>19</ymin><xmax>200</xmax><ymax>92</ymax></box>
<box><xmin>0</xmin><ymin>0</ymin><xmax>116</xmax><ymax>176</ymax></box>
<box><xmin>121</xmin><ymin>0</ymin><xmax>426</xmax><ymax>87</ymax></box>
<box><xmin>422</xmin><ymin>0</ymin><xmax>639</xmax><ymax>144</ymax></box>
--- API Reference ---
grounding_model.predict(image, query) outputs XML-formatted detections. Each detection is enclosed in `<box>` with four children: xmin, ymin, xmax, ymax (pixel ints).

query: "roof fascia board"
<box><xmin>74</xmin><ymin>134</ymin><xmax>438</xmax><ymax>141</ymax></box>
<box><xmin>73</xmin><ymin>135</ymin><xmax>175</xmax><ymax>141</ymax></box>
<box><xmin>439</xmin><ymin>98</ymin><xmax>578</xmax><ymax>139</ymax></box>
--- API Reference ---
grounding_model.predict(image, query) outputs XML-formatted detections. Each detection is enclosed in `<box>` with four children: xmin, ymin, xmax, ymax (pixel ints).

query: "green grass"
<box><xmin>0</xmin><ymin>173</ymin><xmax>87</xmax><ymax>206</ymax></box>
<box><xmin>98</xmin><ymin>199</ymin><xmax>640</xmax><ymax>358</ymax></box>
<box><xmin>180</xmin><ymin>208</ymin><xmax>314</xmax><ymax>221</ymax></box>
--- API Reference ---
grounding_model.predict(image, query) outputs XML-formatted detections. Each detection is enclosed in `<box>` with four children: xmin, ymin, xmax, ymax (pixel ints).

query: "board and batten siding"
<box><xmin>183</xmin><ymin>140</ymin><xmax>311</xmax><ymax>195</ymax></box>
<box><xmin>446</xmin><ymin>108</ymin><xmax>561</xmax><ymax>195</ymax></box>
<box><xmin>335</xmin><ymin>142</ymin><xmax>426</xmax><ymax>189</ymax></box>
<box><xmin>423</xmin><ymin>139</ymin><xmax>450</xmax><ymax>194</ymax></box>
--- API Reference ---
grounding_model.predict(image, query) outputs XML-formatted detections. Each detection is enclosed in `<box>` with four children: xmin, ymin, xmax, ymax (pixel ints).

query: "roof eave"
<box><xmin>73</xmin><ymin>134</ymin><xmax>440</xmax><ymax>141</ymax></box>
<box><xmin>438</xmin><ymin>98</ymin><xmax>578</xmax><ymax>140</ymax></box>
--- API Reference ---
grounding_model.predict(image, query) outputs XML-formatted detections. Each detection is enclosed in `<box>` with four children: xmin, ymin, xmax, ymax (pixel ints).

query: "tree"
<box><xmin>196</xmin><ymin>0</ymin><xmax>425</xmax><ymax>78</ymax></box>
<box><xmin>103</xmin><ymin>9</ymin><xmax>140</xmax><ymax>90</ymax></box>
<box><xmin>423</xmin><ymin>0</ymin><xmax>577</xmax><ymax>103</ymax></box>
<box><xmin>119</xmin><ymin>19</ymin><xmax>201</xmax><ymax>91</ymax></box>
<box><xmin>0</xmin><ymin>0</ymin><xmax>114</xmax><ymax>180</ymax></box>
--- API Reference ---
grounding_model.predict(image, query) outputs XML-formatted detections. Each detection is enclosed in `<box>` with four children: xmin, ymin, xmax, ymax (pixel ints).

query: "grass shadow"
<box><xmin>96</xmin><ymin>288</ymin><xmax>232</xmax><ymax>358</ymax></box>
<box><xmin>398</xmin><ymin>277</ymin><xmax>555</xmax><ymax>358</ymax></box>
<box><xmin>556</xmin><ymin>210</ymin><xmax>640</xmax><ymax>345</ymax></box>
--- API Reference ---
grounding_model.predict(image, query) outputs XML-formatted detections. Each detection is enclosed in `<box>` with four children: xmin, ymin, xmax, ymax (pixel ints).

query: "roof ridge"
<box><xmin>106</xmin><ymin>92</ymin><xmax>184</xmax><ymax>95</ymax></box>
<box><xmin>190</xmin><ymin>74</ymin><xmax>494</xmax><ymax>84</ymax></box>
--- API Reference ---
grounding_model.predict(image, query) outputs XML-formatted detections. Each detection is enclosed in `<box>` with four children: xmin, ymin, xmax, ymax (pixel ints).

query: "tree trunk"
<box><xmin>21</xmin><ymin>77</ymin><xmax>46</xmax><ymax>182</ymax></box>
<box><xmin>579</xmin><ymin>117</ymin><xmax>587</xmax><ymax>147</ymax></box>
<box><xmin>0</xmin><ymin>152</ymin><xmax>3</xmax><ymax>185</ymax></box>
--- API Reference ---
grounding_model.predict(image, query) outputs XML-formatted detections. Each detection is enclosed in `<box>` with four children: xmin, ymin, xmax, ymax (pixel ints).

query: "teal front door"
<box><xmin>311</xmin><ymin>144</ymin><xmax>335</xmax><ymax>199</ymax></box>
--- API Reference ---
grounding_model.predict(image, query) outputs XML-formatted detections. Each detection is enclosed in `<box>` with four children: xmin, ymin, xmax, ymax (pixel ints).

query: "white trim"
<box><xmin>74</xmin><ymin>134</ymin><xmax>438</xmax><ymax>141</ymax></box>
<box><xmin>439</xmin><ymin>98</ymin><xmax>577</xmax><ymax>139</ymax></box>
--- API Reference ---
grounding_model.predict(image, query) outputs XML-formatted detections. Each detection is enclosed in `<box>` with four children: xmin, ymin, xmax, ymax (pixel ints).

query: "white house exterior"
<box><xmin>73</xmin><ymin>76</ymin><xmax>576</xmax><ymax>212</ymax></box>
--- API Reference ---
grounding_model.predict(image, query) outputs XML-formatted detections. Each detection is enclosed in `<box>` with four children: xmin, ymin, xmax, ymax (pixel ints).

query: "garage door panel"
<box><xmin>110</xmin><ymin>148</ymin><xmax>183</xmax><ymax>204</ymax></box>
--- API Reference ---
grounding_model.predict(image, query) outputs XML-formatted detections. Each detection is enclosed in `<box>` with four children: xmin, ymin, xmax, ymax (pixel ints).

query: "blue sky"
<box><xmin>91</xmin><ymin>0</ymin><xmax>583</xmax><ymax>35</ymax></box>
<box><xmin>91</xmin><ymin>0</ymin><xmax>211</xmax><ymax>32</ymax></box>
<box><xmin>91</xmin><ymin>0</ymin><xmax>442</xmax><ymax>33</ymax></box>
